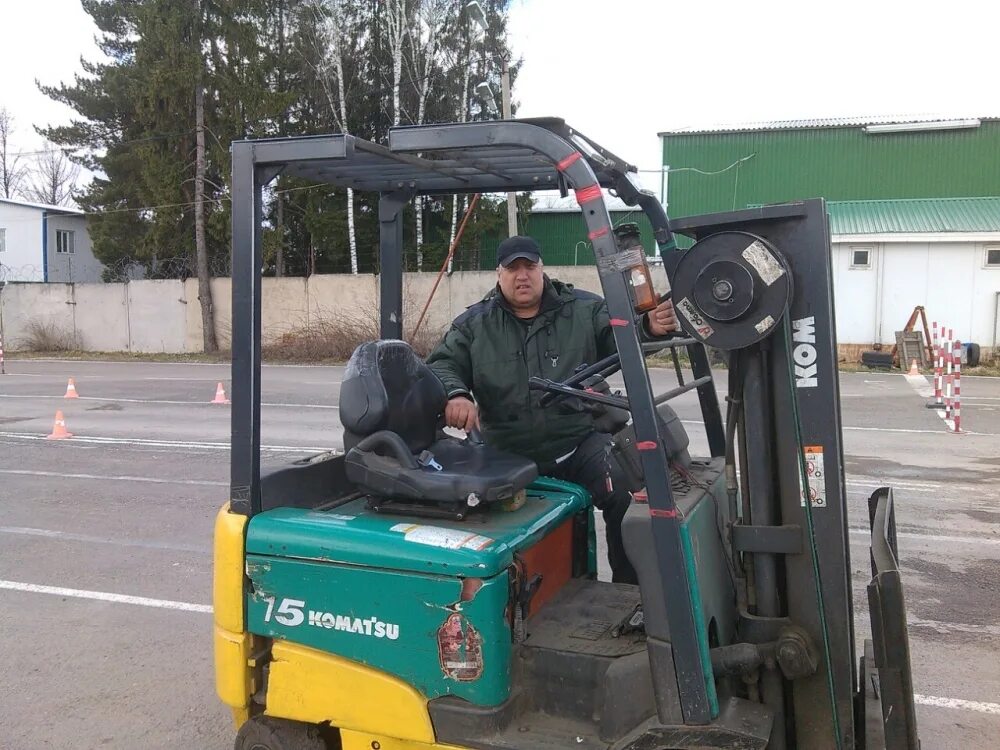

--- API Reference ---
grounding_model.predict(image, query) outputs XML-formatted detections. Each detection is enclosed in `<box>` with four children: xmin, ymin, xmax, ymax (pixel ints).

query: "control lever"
<box><xmin>611</xmin><ymin>603</ymin><xmax>645</xmax><ymax>638</ymax></box>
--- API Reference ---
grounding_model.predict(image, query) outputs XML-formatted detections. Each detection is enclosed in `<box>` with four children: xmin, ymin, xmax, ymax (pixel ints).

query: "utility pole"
<box><xmin>501</xmin><ymin>60</ymin><xmax>517</xmax><ymax>238</ymax></box>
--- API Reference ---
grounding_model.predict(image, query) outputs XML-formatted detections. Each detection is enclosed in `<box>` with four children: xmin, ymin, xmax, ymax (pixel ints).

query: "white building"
<box><xmin>0</xmin><ymin>198</ymin><xmax>103</xmax><ymax>283</ymax></box>
<box><xmin>828</xmin><ymin>197</ymin><xmax>1000</xmax><ymax>355</ymax></box>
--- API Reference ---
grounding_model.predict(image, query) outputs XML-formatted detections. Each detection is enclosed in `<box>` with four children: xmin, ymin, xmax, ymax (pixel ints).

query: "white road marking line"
<box><xmin>914</xmin><ymin>694</ymin><xmax>1000</xmax><ymax>715</ymax></box>
<box><xmin>904</xmin><ymin>372</ymin><xmax>933</xmax><ymax>398</ymax></box>
<box><xmin>848</xmin><ymin>479</ymin><xmax>980</xmax><ymax>493</ymax></box>
<box><xmin>142</xmin><ymin>377</ymin><xmax>230</xmax><ymax>381</ymax></box>
<box><xmin>9</xmin><ymin>358</ymin><xmax>343</xmax><ymax>369</ymax></box>
<box><xmin>0</xmin><ymin>431</ymin><xmax>333</xmax><ymax>453</ymax></box>
<box><xmin>906</xmin><ymin>617</ymin><xmax>1000</xmax><ymax>637</ymax></box>
<box><xmin>0</xmin><ymin>526</ymin><xmax>209</xmax><ymax>553</ymax></box>
<box><xmin>677</xmin><ymin>419</ymin><xmax>992</xmax><ymax>435</ymax></box>
<box><xmin>843</xmin><ymin>425</ymin><xmax>951</xmax><ymax>434</ymax></box>
<box><xmin>848</xmin><ymin>528</ymin><xmax>1000</xmax><ymax>547</ymax></box>
<box><xmin>142</xmin><ymin>377</ymin><xmax>343</xmax><ymax>385</ymax></box>
<box><xmin>901</xmin><ymin>372</ymin><xmax>956</xmax><ymax>432</ymax></box>
<box><xmin>0</xmin><ymin>580</ymin><xmax>212</xmax><ymax>614</ymax></box>
<box><xmin>0</xmin><ymin>394</ymin><xmax>338</xmax><ymax>409</ymax></box>
<box><xmin>2</xmin><ymin>581</ymin><xmax>996</xmax><ymax>717</ymax></box>
<box><xmin>0</xmin><ymin>468</ymin><xmax>227</xmax><ymax>486</ymax></box>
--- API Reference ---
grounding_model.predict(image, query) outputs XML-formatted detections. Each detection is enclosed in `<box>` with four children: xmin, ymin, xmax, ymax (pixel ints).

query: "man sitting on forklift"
<box><xmin>427</xmin><ymin>235</ymin><xmax>678</xmax><ymax>584</ymax></box>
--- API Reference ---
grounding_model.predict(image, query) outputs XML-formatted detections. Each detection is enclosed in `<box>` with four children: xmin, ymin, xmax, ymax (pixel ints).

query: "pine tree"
<box><xmin>38</xmin><ymin>0</ymin><xmax>519</xmax><ymax>302</ymax></box>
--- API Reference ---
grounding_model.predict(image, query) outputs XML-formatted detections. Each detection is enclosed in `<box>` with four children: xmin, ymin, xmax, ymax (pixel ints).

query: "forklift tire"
<box><xmin>861</xmin><ymin>350</ymin><xmax>894</xmax><ymax>370</ymax></box>
<box><xmin>234</xmin><ymin>716</ymin><xmax>327</xmax><ymax>750</ymax></box>
<box><xmin>967</xmin><ymin>343</ymin><xmax>981</xmax><ymax>368</ymax></box>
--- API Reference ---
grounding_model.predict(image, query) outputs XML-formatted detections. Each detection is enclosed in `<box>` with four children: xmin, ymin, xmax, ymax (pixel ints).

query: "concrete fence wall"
<box><xmin>1</xmin><ymin>266</ymin><xmax>660</xmax><ymax>354</ymax></box>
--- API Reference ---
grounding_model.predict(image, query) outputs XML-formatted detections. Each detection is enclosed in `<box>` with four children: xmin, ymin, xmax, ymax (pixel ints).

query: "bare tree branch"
<box><xmin>0</xmin><ymin>108</ymin><xmax>28</xmax><ymax>199</ymax></box>
<box><xmin>21</xmin><ymin>142</ymin><xmax>80</xmax><ymax>206</ymax></box>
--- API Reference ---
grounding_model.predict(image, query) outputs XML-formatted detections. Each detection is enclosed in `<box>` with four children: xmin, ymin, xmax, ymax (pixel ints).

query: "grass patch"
<box><xmin>18</xmin><ymin>320</ymin><xmax>78</xmax><ymax>353</ymax></box>
<box><xmin>261</xmin><ymin>313</ymin><xmax>443</xmax><ymax>363</ymax></box>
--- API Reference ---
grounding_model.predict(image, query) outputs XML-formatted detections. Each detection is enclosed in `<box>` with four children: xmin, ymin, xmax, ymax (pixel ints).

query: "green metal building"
<box><xmin>659</xmin><ymin>116</ymin><xmax>1000</xmax><ymax>219</ymax></box>
<box><xmin>475</xmin><ymin>194</ymin><xmax>658</xmax><ymax>269</ymax></box>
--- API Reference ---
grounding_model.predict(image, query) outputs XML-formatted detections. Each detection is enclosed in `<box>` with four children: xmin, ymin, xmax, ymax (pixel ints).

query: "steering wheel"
<box><xmin>529</xmin><ymin>373</ymin><xmax>630</xmax><ymax>413</ymax></box>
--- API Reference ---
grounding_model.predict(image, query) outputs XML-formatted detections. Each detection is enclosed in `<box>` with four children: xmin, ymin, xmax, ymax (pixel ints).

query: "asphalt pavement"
<box><xmin>0</xmin><ymin>358</ymin><xmax>998</xmax><ymax>749</ymax></box>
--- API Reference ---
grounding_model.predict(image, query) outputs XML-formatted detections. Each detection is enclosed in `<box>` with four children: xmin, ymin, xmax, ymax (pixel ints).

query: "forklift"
<box><xmin>214</xmin><ymin>118</ymin><xmax>920</xmax><ymax>750</ymax></box>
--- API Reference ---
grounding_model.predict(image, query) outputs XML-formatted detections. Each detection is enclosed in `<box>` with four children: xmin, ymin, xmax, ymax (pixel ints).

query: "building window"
<box><xmin>0</xmin><ymin>228</ymin><xmax>5</xmax><ymax>253</ymax></box>
<box><xmin>56</xmin><ymin>230</ymin><xmax>75</xmax><ymax>254</ymax></box>
<box><xmin>850</xmin><ymin>246</ymin><xmax>872</xmax><ymax>269</ymax></box>
<box><xmin>986</xmin><ymin>246</ymin><xmax>1000</xmax><ymax>268</ymax></box>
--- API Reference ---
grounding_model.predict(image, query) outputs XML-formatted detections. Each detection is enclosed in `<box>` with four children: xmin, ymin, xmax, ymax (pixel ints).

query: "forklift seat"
<box><xmin>340</xmin><ymin>341</ymin><xmax>538</xmax><ymax>506</ymax></box>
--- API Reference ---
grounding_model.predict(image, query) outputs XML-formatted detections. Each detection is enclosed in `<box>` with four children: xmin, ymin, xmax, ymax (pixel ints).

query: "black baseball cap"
<box><xmin>497</xmin><ymin>236</ymin><xmax>542</xmax><ymax>267</ymax></box>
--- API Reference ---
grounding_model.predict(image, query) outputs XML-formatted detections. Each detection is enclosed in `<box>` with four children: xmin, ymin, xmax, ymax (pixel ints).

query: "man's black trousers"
<box><xmin>543</xmin><ymin>431</ymin><xmax>638</xmax><ymax>585</ymax></box>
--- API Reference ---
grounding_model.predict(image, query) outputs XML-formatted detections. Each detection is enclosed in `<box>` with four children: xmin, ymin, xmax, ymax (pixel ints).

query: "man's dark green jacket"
<box><xmin>426</xmin><ymin>277</ymin><xmax>619</xmax><ymax>466</ymax></box>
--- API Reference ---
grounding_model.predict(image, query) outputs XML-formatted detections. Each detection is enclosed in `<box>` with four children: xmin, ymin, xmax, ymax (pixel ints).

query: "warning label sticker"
<box><xmin>754</xmin><ymin>315</ymin><xmax>775</xmax><ymax>334</ymax></box>
<box><xmin>800</xmin><ymin>445</ymin><xmax>827</xmax><ymax>508</ymax></box>
<box><xmin>677</xmin><ymin>296</ymin><xmax>715</xmax><ymax>340</ymax></box>
<box><xmin>390</xmin><ymin>523</ymin><xmax>495</xmax><ymax>551</ymax></box>
<box><xmin>742</xmin><ymin>240</ymin><xmax>785</xmax><ymax>286</ymax></box>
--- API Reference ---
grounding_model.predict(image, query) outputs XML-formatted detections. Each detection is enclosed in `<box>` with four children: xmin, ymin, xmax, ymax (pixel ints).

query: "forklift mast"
<box><xmin>227</xmin><ymin>118</ymin><xmax>918</xmax><ymax>749</ymax></box>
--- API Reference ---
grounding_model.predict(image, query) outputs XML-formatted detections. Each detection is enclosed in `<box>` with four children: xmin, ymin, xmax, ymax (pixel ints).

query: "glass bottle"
<box><xmin>613</xmin><ymin>223</ymin><xmax>657</xmax><ymax>314</ymax></box>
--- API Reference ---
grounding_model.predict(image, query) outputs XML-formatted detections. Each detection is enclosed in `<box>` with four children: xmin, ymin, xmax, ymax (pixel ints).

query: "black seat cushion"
<box><xmin>346</xmin><ymin>435</ymin><xmax>538</xmax><ymax>504</ymax></box>
<box><xmin>340</xmin><ymin>340</ymin><xmax>446</xmax><ymax>453</ymax></box>
<box><xmin>339</xmin><ymin>341</ymin><xmax>538</xmax><ymax>505</ymax></box>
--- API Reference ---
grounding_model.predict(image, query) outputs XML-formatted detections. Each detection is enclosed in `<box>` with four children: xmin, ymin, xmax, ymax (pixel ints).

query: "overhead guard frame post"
<box><xmin>379</xmin><ymin>190</ymin><xmax>415</xmax><ymax>340</ymax></box>
<box><xmin>230</xmin><ymin>135</ymin><xmax>353</xmax><ymax>517</ymax></box>
<box><xmin>230</xmin><ymin>140</ymin><xmax>264</xmax><ymax>516</ymax></box>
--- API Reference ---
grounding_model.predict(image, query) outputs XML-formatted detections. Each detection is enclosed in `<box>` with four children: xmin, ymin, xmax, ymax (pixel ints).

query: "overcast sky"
<box><xmin>1</xmin><ymin>0</ymin><xmax>996</xmax><ymax>194</ymax></box>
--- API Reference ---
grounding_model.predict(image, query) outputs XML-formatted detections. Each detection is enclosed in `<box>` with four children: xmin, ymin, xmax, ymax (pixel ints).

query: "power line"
<box><xmin>636</xmin><ymin>154</ymin><xmax>757</xmax><ymax>175</ymax></box>
<box><xmin>10</xmin><ymin>129</ymin><xmax>199</xmax><ymax>159</ymax></box>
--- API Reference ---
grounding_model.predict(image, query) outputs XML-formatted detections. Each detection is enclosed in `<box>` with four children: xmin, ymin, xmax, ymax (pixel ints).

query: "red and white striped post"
<box><xmin>929</xmin><ymin>321</ymin><xmax>943</xmax><ymax>408</ymax></box>
<box><xmin>944</xmin><ymin>327</ymin><xmax>954</xmax><ymax>418</ymax></box>
<box><xmin>952</xmin><ymin>339</ymin><xmax>962</xmax><ymax>433</ymax></box>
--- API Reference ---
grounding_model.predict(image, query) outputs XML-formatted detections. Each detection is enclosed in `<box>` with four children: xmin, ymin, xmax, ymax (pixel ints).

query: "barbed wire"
<box><xmin>0</xmin><ymin>263</ymin><xmax>46</xmax><ymax>283</ymax></box>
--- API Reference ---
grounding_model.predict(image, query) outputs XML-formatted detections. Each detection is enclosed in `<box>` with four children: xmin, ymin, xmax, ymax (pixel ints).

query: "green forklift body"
<box><xmin>244</xmin><ymin>480</ymin><xmax>589</xmax><ymax>706</ymax></box>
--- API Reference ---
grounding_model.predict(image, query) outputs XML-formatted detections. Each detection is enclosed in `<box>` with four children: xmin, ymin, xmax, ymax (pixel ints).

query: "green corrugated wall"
<box><xmin>662</xmin><ymin>121</ymin><xmax>1000</xmax><ymax>220</ymax></box>
<box><xmin>475</xmin><ymin>210</ymin><xmax>658</xmax><ymax>269</ymax></box>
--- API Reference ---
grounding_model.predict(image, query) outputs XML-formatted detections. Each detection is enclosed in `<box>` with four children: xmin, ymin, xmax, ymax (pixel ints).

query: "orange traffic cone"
<box><xmin>64</xmin><ymin>378</ymin><xmax>80</xmax><ymax>398</ymax></box>
<box><xmin>908</xmin><ymin>359</ymin><xmax>920</xmax><ymax>376</ymax></box>
<box><xmin>211</xmin><ymin>382</ymin><xmax>231</xmax><ymax>405</ymax></box>
<box><xmin>46</xmin><ymin>410</ymin><xmax>73</xmax><ymax>439</ymax></box>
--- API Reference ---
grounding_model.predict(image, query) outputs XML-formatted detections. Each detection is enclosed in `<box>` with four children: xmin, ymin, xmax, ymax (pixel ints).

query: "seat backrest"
<box><xmin>339</xmin><ymin>340</ymin><xmax>446</xmax><ymax>453</ymax></box>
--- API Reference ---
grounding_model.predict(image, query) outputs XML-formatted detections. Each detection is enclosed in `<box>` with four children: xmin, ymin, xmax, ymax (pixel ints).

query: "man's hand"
<box><xmin>444</xmin><ymin>396</ymin><xmax>479</xmax><ymax>432</ymax></box>
<box><xmin>646</xmin><ymin>297</ymin><xmax>679</xmax><ymax>336</ymax></box>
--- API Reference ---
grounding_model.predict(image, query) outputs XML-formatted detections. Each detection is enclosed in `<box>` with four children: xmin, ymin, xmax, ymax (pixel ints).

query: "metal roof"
<box><xmin>827</xmin><ymin>197</ymin><xmax>1000</xmax><ymax>235</ymax></box>
<box><xmin>660</xmin><ymin>115</ymin><xmax>999</xmax><ymax>136</ymax></box>
<box><xmin>0</xmin><ymin>197</ymin><xmax>83</xmax><ymax>215</ymax></box>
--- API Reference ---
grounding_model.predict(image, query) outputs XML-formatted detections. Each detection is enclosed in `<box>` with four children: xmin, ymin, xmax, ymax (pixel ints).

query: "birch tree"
<box><xmin>406</xmin><ymin>0</ymin><xmax>450</xmax><ymax>270</ymax></box>
<box><xmin>447</xmin><ymin>9</ymin><xmax>476</xmax><ymax>273</ymax></box>
<box><xmin>309</xmin><ymin>0</ymin><xmax>359</xmax><ymax>273</ymax></box>
<box><xmin>0</xmin><ymin>108</ymin><xmax>27</xmax><ymax>199</ymax></box>
<box><xmin>385</xmin><ymin>0</ymin><xmax>407</xmax><ymax>128</ymax></box>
